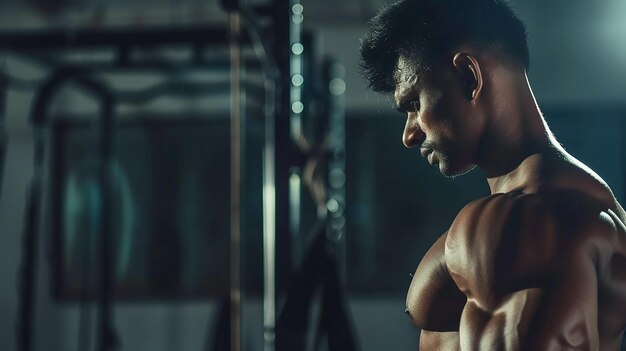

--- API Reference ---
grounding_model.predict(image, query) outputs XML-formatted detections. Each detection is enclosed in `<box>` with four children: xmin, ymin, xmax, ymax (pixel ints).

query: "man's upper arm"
<box><xmin>446</xmin><ymin>193</ymin><xmax>603</xmax><ymax>350</ymax></box>
<box><xmin>406</xmin><ymin>232</ymin><xmax>466</xmax><ymax>332</ymax></box>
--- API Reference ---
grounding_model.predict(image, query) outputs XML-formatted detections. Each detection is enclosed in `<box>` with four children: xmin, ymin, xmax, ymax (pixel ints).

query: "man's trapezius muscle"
<box><xmin>359</xmin><ymin>0</ymin><xmax>626</xmax><ymax>349</ymax></box>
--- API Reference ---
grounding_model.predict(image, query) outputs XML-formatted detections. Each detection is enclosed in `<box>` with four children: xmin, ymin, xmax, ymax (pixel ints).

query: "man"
<box><xmin>359</xmin><ymin>0</ymin><xmax>626</xmax><ymax>350</ymax></box>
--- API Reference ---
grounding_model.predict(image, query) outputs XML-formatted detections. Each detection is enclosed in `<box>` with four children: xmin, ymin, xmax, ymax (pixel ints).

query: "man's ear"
<box><xmin>452</xmin><ymin>52</ymin><xmax>483</xmax><ymax>102</ymax></box>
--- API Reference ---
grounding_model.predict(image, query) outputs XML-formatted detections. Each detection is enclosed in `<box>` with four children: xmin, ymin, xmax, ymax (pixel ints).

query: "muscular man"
<box><xmin>359</xmin><ymin>0</ymin><xmax>626</xmax><ymax>349</ymax></box>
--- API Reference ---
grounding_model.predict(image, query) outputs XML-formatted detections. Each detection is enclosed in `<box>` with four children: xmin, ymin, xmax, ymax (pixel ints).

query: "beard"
<box><xmin>425</xmin><ymin>142</ymin><xmax>476</xmax><ymax>179</ymax></box>
<box><xmin>441</xmin><ymin>161</ymin><xmax>477</xmax><ymax>179</ymax></box>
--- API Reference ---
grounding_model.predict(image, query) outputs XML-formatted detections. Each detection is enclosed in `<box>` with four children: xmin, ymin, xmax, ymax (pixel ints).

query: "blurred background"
<box><xmin>0</xmin><ymin>0</ymin><xmax>625</xmax><ymax>350</ymax></box>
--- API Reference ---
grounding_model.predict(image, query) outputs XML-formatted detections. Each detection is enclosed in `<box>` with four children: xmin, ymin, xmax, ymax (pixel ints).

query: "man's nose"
<box><xmin>402</xmin><ymin>114</ymin><xmax>425</xmax><ymax>148</ymax></box>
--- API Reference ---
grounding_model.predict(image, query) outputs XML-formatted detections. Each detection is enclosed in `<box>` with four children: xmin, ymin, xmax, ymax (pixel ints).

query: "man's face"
<box><xmin>393</xmin><ymin>56</ymin><xmax>484</xmax><ymax>178</ymax></box>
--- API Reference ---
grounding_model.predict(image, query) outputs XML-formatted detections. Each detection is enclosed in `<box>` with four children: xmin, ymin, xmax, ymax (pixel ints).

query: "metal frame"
<box><xmin>0</xmin><ymin>24</ymin><xmax>245</xmax><ymax>351</ymax></box>
<box><xmin>1</xmin><ymin>2</ymin><xmax>347</xmax><ymax>350</ymax></box>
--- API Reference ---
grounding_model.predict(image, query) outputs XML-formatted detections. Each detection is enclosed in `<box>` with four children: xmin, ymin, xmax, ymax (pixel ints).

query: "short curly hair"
<box><xmin>359</xmin><ymin>0</ymin><xmax>529</xmax><ymax>93</ymax></box>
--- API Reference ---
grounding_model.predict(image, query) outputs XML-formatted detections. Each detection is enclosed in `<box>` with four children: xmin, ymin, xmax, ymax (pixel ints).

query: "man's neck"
<box><xmin>485</xmin><ymin>149</ymin><xmax>556</xmax><ymax>194</ymax></box>
<box><xmin>479</xmin><ymin>74</ymin><xmax>560</xmax><ymax>194</ymax></box>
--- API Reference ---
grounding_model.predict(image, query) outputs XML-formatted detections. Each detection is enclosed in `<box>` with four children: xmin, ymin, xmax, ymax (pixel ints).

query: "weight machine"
<box><xmin>0</xmin><ymin>1</ymin><xmax>350</xmax><ymax>350</ymax></box>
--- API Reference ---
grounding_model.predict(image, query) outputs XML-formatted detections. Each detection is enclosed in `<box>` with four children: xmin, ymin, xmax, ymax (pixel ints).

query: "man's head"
<box><xmin>360</xmin><ymin>0</ymin><xmax>529</xmax><ymax>177</ymax></box>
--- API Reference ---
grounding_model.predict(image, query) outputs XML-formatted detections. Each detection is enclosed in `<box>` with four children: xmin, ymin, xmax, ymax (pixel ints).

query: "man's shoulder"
<box><xmin>445</xmin><ymin>190</ymin><xmax>618</xmax><ymax>308</ymax></box>
<box><xmin>449</xmin><ymin>190</ymin><xmax>614</xmax><ymax>243</ymax></box>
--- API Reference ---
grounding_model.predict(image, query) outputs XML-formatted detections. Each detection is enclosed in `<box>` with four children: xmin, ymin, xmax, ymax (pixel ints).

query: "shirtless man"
<box><xmin>359</xmin><ymin>0</ymin><xmax>626</xmax><ymax>349</ymax></box>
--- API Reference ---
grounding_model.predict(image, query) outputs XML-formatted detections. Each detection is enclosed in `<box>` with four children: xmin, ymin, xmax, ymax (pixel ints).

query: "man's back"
<box><xmin>407</xmin><ymin>151</ymin><xmax>626</xmax><ymax>350</ymax></box>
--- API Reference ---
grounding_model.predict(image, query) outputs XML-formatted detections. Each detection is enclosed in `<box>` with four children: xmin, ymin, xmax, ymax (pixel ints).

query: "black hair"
<box><xmin>359</xmin><ymin>0</ymin><xmax>529</xmax><ymax>93</ymax></box>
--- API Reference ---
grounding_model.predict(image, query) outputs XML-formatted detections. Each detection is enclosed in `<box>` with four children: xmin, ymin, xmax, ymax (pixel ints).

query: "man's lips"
<box><xmin>420</xmin><ymin>148</ymin><xmax>437</xmax><ymax>164</ymax></box>
<box><xmin>420</xmin><ymin>148</ymin><xmax>432</xmax><ymax>158</ymax></box>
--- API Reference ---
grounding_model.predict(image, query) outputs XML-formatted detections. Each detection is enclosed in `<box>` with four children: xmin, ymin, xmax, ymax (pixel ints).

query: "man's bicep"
<box><xmin>406</xmin><ymin>233</ymin><xmax>466</xmax><ymax>331</ymax></box>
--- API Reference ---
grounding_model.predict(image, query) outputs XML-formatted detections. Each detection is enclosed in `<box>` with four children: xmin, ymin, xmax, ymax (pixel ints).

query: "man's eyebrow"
<box><xmin>394</xmin><ymin>73</ymin><xmax>422</xmax><ymax>113</ymax></box>
<box><xmin>395</xmin><ymin>92</ymin><xmax>418</xmax><ymax>113</ymax></box>
<box><xmin>395</xmin><ymin>100</ymin><xmax>408</xmax><ymax>114</ymax></box>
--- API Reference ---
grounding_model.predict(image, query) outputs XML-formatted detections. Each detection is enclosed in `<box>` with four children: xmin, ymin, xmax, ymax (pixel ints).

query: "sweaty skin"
<box><xmin>397</xmin><ymin>51</ymin><xmax>626</xmax><ymax>350</ymax></box>
<box><xmin>407</xmin><ymin>153</ymin><xmax>626</xmax><ymax>351</ymax></box>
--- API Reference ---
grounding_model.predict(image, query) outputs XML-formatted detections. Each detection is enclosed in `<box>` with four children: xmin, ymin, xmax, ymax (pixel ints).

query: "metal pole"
<box><xmin>16</xmin><ymin>130</ymin><xmax>43</xmax><ymax>351</ymax></box>
<box><xmin>261</xmin><ymin>9</ymin><xmax>279</xmax><ymax>346</ymax></box>
<box><xmin>262</xmin><ymin>76</ymin><xmax>277</xmax><ymax>351</ymax></box>
<box><xmin>15</xmin><ymin>67</ymin><xmax>62</xmax><ymax>351</ymax></box>
<box><xmin>229</xmin><ymin>12</ymin><xmax>242</xmax><ymax>351</ymax></box>
<box><xmin>97</xmin><ymin>93</ymin><xmax>117</xmax><ymax>351</ymax></box>
<box><xmin>0</xmin><ymin>67</ymin><xmax>7</xmax><ymax>197</ymax></box>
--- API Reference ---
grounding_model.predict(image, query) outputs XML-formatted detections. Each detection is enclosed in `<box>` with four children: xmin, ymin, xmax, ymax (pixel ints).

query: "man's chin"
<box><xmin>439</xmin><ymin>163</ymin><xmax>477</xmax><ymax>179</ymax></box>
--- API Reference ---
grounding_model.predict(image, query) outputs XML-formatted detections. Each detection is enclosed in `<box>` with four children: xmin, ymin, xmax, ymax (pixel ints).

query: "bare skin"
<box><xmin>397</xmin><ymin>50</ymin><xmax>626</xmax><ymax>350</ymax></box>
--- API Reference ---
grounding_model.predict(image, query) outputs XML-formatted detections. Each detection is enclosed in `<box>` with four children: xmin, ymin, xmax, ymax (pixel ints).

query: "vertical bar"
<box><xmin>269</xmin><ymin>0</ymin><xmax>290</xmax><ymax>348</ymax></box>
<box><xmin>97</xmin><ymin>95</ymin><xmax>116</xmax><ymax>351</ymax></box>
<box><xmin>16</xmin><ymin>131</ymin><xmax>43</xmax><ymax>351</ymax></box>
<box><xmin>17</xmin><ymin>68</ymin><xmax>61</xmax><ymax>351</ymax></box>
<box><xmin>0</xmin><ymin>67</ymin><xmax>7</xmax><ymax>197</ymax></box>
<box><xmin>229</xmin><ymin>12</ymin><xmax>242</xmax><ymax>351</ymax></box>
<box><xmin>262</xmin><ymin>80</ymin><xmax>277</xmax><ymax>351</ymax></box>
